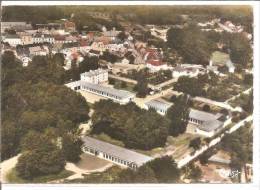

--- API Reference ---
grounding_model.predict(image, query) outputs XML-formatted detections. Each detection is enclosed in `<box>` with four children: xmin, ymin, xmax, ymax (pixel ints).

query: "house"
<box><xmin>218</xmin><ymin>21</ymin><xmax>243</xmax><ymax>33</ymax></box>
<box><xmin>144</xmin><ymin>99</ymin><xmax>173</xmax><ymax>115</ymax></box>
<box><xmin>80</xmin><ymin>69</ymin><xmax>108</xmax><ymax>84</ymax></box>
<box><xmin>64</xmin><ymin>21</ymin><xmax>76</xmax><ymax>32</ymax></box>
<box><xmin>82</xmin><ymin>136</ymin><xmax>153</xmax><ymax>169</ymax></box>
<box><xmin>20</xmin><ymin>34</ymin><xmax>33</xmax><ymax>45</ymax></box>
<box><xmin>144</xmin><ymin>48</ymin><xmax>167</xmax><ymax>72</ymax></box>
<box><xmin>32</xmin><ymin>34</ymin><xmax>55</xmax><ymax>44</ymax></box>
<box><xmin>172</xmin><ymin>65</ymin><xmax>201</xmax><ymax>78</ymax></box>
<box><xmin>3</xmin><ymin>34</ymin><xmax>22</xmax><ymax>47</ymax></box>
<box><xmin>146</xmin><ymin>60</ymin><xmax>168</xmax><ymax>72</ymax></box>
<box><xmin>91</xmin><ymin>41</ymin><xmax>106</xmax><ymax>52</ymax></box>
<box><xmin>1</xmin><ymin>22</ymin><xmax>32</xmax><ymax>33</ymax></box>
<box><xmin>186</xmin><ymin>109</ymin><xmax>231</xmax><ymax>137</ymax></box>
<box><xmin>29</xmin><ymin>46</ymin><xmax>48</xmax><ymax>57</ymax></box>
<box><xmin>103</xmin><ymin>27</ymin><xmax>121</xmax><ymax>40</ymax></box>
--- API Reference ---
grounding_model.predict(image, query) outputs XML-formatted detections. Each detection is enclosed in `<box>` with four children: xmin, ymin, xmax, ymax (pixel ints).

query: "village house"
<box><xmin>28</xmin><ymin>46</ymin><xmax>48</xmax><ymax>57</ymax></box>
<box><xmin>32</xmin><ymin>34</ymin><xmax>55</xmax><ymax>44</ymax></box>
<box><xmin>172</xmin><ymin>64</ymin><xmax>205</xmax><ymax>78</ymax></box>
<box><xmin>1</xmin><ymin>22</ymin><xmax>32</xmax><ymax>33</ymax></box>
<box><xmin>144</xmin><ymin>48</ymin><xmax>168</xmax><ymax>72</ymax></box>
<box><xmin>20</xmin><ymin>34</ymin><xmax>33</xmax><ymax>45</ymax></box>
<box><xmin>64</xmin><ymin>20</ymin><xmax>76</xmax><ymax>32</ymax></box>
<box><xmin>103</xmin><ymin>27</ymin><xmax>121</xmax><ymax>40</ymax></box>
<box><xmin>2</xmin><ymin>34</ymin><xmax>22</xmax><ymax>47</ymax></box>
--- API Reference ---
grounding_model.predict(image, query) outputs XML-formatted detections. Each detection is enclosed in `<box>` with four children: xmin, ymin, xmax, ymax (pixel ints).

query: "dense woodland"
<box><xmin>1</xmin><ymin>51</ymin><xmax>90</xmax><ymax>179</ymax></box>
<box><xmin>2</xmin><ymin>6</ymin><xmax>253</xmax><ymax>31</ymax></box>
<box><xmin>91</xmin><ymin>96</ymin><xmax>189</xmax><ymax>150</ymax></box>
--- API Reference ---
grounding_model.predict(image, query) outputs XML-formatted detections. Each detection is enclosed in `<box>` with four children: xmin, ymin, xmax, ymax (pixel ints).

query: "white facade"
<box><xmin>32</xmin><ymin>35</ymin><xmax>55</xmax><ymax>44</ymax></box>
<box><xmin>3</xmin><ymin>37</ymin><xmax>22</xmax><ymax>47</ymax></box>
<box><xmin>80</xmin><ymin>69</ymin><xmax>108</xmax><ymax>84</ymax></box>
<box><xmin>146</xmin><ymin>63</ymin><xmax>168</xmax><ymax>72</ymax></box>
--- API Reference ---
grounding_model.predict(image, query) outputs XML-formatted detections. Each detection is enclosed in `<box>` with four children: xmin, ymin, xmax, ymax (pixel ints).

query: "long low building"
<box><xmin>82</xmin><ymin>136</ymin><xmax>153</xmax><ymax>169</ymax></box>
<box><xmin>65</xmin><ymin>80</ymin><xmax>135</xmax><ymax>104</ymax></box>
<box><xmin>187</xmin><ymin>109</ymin><xmax>231</xmax><ymax>137</ymax></box>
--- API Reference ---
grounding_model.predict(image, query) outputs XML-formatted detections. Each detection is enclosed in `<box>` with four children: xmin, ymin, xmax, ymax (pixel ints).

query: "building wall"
<box><xmin>81</xmin><ymin>71</ymin><xmax>108</xmax><ymax>84</ymax></box>
<box><xmin>80</xmin><ymin>84</ymin><xmax>134</xmax><ymax>104</ymax></box>
<box><xmin>82</xmin><ymin>145</ymin><xmax>138</xmax><ymax>169</ymax></box>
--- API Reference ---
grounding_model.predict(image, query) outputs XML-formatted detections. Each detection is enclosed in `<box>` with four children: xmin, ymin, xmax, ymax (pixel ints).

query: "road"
<box><xmin>176</xmin><ymin>115</ymin><xmax>253</xmax><ymax>168</ymax></box>
<box><xmin>1</xmin><ymin>154</ymin><xmax>21</xmax><ymax>183</ymax></box>
<box><xmin>225</xmin><ymin>87</ymin><xmax>252</xmax><ymax>103</ymax></box>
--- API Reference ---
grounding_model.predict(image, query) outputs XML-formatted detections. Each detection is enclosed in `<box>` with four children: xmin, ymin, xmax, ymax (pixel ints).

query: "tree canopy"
<box><xmin>91</xmin><ymin>100</ymin><xmax>170</xmax><ymax>150</ymax></box>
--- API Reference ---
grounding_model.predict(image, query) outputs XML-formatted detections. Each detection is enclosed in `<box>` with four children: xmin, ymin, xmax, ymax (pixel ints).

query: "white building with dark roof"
<box><xmin>82</xmin><ymin>136</ymin><xmax>153</xmax><ymax>169</ymax></box>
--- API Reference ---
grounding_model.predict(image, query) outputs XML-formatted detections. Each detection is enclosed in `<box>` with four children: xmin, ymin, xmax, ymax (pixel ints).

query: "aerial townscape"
<box><xmin>1</xmin><ymin>5</ymin><xmax>253</xmax><ymax>184</ymax></box>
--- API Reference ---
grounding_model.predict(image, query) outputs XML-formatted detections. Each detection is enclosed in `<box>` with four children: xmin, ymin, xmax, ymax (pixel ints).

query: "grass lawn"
<box><xmin>211</xmin><ymin>51</ymin><xmax>230</xmax><ymax>66</ymax></box>
<box><xmin>6</xmin><ymin>168</ymin><xmax>74</xmax><ymax>183</ymax></box>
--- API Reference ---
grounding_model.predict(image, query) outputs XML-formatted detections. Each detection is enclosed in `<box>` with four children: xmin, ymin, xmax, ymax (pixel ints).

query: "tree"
<box><xmin>243</xmin><ymin>74</ymin><xmax>253</xmax><ymax>86</ymax></box>
<box><xmin>1</xmin><ymin>121</ymin><xmax>20</xmax><ymax>160</ymax></box>
<box><xmin>117</xmin><ymin>31</ymin><xmax>127</xmax><ymax>41</ymax></box>
<box><xmin>134</xmin><ymin>78</ymin><xmax>149</xmax><ymax>98</ymax></box>
<box><xmin>173</xmin><ymin>76</ymin><xmax>204</xmax><ymax>97</ymax></box>
<box><xmin>167</xmin><ymin>26</ymin><xmax>214</xmax><ymax>65</ymax></box>
<box><xmin>230</xmin><ymin>33</ymin><xmax>252</xmax><ymax>66</ymax></box>
<box><xmin>53</xmin><ymin>53</ymin><xmax>65</xmax><ymax>66</ymax></box>
<box><xmin>78</xmin><ymin>56</ymin><xmax>99</xmax><ymax>73</ymax></box>
<box><xmin>62</xmin><ymin>133</ymin><xmax>83</xmax><ymax>163</ymax></box>
<box><xmin>91</xmin><ymin>100</ymin><xmax>170</xmax><ymax>150</ymax></box>
<box><xmin>166</xmin><ymin>95</ymin><xmax>190</xmax><ymax>136</ymax></box>
<box><xmin>147</xmin><ymin>156</ymin><xmax>180</xmax><ymax>183</ymax></box>
<box><xmin>202</xmin><ymin>104</ymin><xmax>211</xmax><ymax>112</ymax></box>
<box><xmin>16</xmin><ymin>133</ymin><xmax>65</xmax><ymax>179</ymax></box>
<box><xmin>189</xmin><ymin>137</ymin><xmax>201</xmax><ymax>150</ymax></box>
<box><xmin>118</xmin><ymin>165</ymin><xmax>157</xmax><ymax>183</ymax></box>
<box><xmin>185</xmin><ymin>163</ymin><xmax>202</xmax><ymax>182</ymax></box>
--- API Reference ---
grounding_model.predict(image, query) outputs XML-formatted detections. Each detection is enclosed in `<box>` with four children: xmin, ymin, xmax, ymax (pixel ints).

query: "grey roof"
<box><xmin>82</xmin><ymin>136</ymin><xmax>153</xmax><ymax>166</ymax></box>
<box><xmin>5</xmin><ymin>34</ymin><xmax>21</xmax><ymax>39</ymax></box>
<box><xmin>145</xmin><ymin>99</ymin><xmax>173</xmax><ymax>112</ymax></box>
<box><xmin>81</xmin><ymin>69</ymin><xmax>107</xmax><ymax>78</ymax></box>
<box><xmin>80</xmin><ymin>81</ymin><xmax>135</xmax><ymax>99</ymax></box>
<box><xmin>189</xmin><ymin>109</ymin><xmax>222</xmax><ymax>121</ymax></box>
<box><xmin>199</xmin><ymin>120</ymin><xmax>224</xmax><ymax>132</ymax></box>
<box><xmin>189</xmin><ymin>109</ymin><xmax>224</xmax><ymax>132</ymax></box>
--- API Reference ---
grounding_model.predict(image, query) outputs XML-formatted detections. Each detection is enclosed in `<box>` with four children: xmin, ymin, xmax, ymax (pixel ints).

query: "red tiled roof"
<box><xmin>147</xmin><ymin>60</ymin><xmax>164</xmax><ymax>66</ymax></box>
<box><xmin>65</xmin><ymin>21</ymin><xmax>75</xmax><ymax>27</ymax></box>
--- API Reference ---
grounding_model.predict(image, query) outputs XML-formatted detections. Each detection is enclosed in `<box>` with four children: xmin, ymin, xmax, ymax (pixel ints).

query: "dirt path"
<box><xmin>1</xmin><ymin>154</ymin><xmax>21</xmax><ymax>183</ymax></box>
